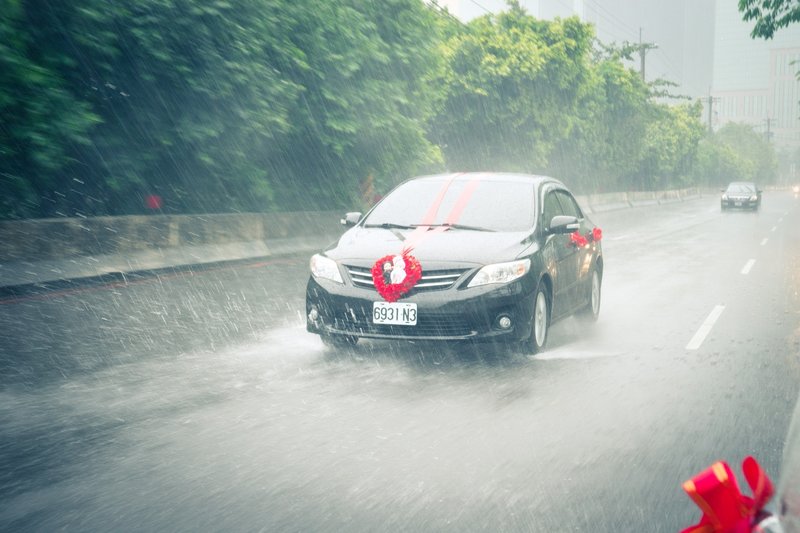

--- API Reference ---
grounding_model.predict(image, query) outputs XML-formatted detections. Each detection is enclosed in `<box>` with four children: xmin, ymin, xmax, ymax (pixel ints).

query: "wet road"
<box><xmin>2</xmin><ymin>193</ymin><xmax>800</xmax><ymax>531</ymax></box>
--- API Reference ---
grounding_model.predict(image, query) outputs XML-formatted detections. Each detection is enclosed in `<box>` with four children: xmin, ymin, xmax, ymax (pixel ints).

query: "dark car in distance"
<box><xmin>721</xmin><ymin>181</ymin><xmax>762</xmax><ymax>211</ymax></box>
<box><xmin>306</xmin><ymin>173</ymin><xmax>603</xmax><ymax>354</ymax></box>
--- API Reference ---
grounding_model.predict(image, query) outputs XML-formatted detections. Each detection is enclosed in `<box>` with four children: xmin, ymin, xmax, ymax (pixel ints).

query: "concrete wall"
<box><xmin>574</xmin><ymin>186</ymin><xmax>703</xmax><ymax>213</ymax></box>
<box><xmin>0</xmin><ymin>211</ymin><xmax>342</xmax><ymax>263</ymax></box>
<box><xmin>0</xmin><ymin>211</ymin><xmax>344</xmax><ymax>288</ymax></box>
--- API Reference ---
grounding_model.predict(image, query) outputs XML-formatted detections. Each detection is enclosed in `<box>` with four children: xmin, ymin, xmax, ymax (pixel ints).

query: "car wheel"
<box><xmin>578</xmin><ymin>269</ymin><xmax>601</xmax><ymax>322</ymax></box>
<box><xmin>320</xmin><ymin>334</ymin><xmax>358</xmax><ymax>348</ymax></box>
<box><xmin>527</xmin><ymin>283</ymin><xmax>550</xmax><ymax>355</ymax></box>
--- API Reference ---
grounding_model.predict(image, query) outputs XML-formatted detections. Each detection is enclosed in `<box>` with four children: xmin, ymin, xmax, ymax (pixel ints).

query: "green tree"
<box><xmin>0</xmin><ymin>0</ymin><xmax>100</xmax><ymax>218</ymax></box>
<box><xmin>739</xmin><ymin>0</ymin><xmax>800</xmax><ymax>39</ymax></box>
<box><xmin>431</xmin><ymin>4</ymin><xmax>595</xmax><ymax>173</ymax></box>
<box><xmin>67</xmin><ymin>0</ymin><xmax>306</xmax><ymax>213</ymax></box>
<box><xmin>636</xmin><ymin>101</ymin><xmax>705</xmax><ymax>190</ymax></box>
<box><xmin>691</xmin><ymin>139</ymin><xmax>754</xmax><ymax>186</ymax></box>
<box><xmin>690</xmin><ymin>123</ymin><xmax>777</xmax><ymax>186</ymax></box>
<box><xmin>263</xmin><ymin>0</ymin><xmax>444</xmax><ymax>210</ymax></box>
<box><xmin>1</xmin><ymin>0</ymin><xmax>445</xmax><ymax>217</ymax></box>
<box><xmin>715</xmin><ymin>123</ymin><xmax>777</xmax><ymax>183</ymax></box>
<box><xmin>547</xmin><ymin>55</ymin><xmax>651</xmax><ymax>192</ymax></box>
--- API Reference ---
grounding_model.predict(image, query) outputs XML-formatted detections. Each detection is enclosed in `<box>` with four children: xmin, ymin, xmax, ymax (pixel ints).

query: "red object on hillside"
<box><xmin>145</xmin><ymin>194</ymin><xmax>163</xmax><ymax>210</ymax></box>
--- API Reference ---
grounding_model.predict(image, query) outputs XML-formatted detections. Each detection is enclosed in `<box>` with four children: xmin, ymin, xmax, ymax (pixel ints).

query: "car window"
<box><xmin>365</xmin><ymin>179</ymin><xmax>535</xmax><ymax>232</ymax></box>
<box><xmin>555</xmin><ymin>190</ymin><xmax>583</xmax><ymax>219</ymax></box>
<box><xmin>543</xmin><ymin>190</ymin><xmax>563</xmax><ymax>229</ymax></box>
<box><xmin>726</xmin><ymin>183</ymin><xmax>756</xmax><ymax>194</ymax></box>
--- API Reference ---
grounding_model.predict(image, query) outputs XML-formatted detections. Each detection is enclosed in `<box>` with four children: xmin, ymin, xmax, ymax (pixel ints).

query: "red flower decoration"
<box><xmin>371</xmin><ymin>252</ymin><xmax>423</xmax><ymax>302</ymax></box>
<box><xmin>569</xmin><ymin>227</ymin><xmax>603</xmax><ymax>248</ymax></box>
<box><xmin>569</xmin><ymin>231</ymin><xmax>588</xmax><ymax>248</ymax></box>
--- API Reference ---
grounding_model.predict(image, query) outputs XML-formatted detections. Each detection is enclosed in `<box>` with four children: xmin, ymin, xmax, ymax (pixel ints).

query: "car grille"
<box><xmin>327</xmin><ymin>309</ymin><xmax>476</xmax><ymax>338</ymax></box>
<box><xmin>345</xmin><ymin>265</ymin><xmax>467</xmax><ymax>292</ymax></box>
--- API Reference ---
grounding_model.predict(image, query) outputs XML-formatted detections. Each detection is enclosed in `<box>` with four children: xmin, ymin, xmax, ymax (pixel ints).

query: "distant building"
<box><xmin>711</xmin><ymin>2</ymin><xmax>800</xmax><ymax>148</ymax></box>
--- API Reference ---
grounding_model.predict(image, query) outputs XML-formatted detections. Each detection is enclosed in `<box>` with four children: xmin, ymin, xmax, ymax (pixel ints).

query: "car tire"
<box><xmin>578</xmin><ymin>269</ymin><xmax>601</xmax><ymax>322</ymax></box>
<box><xmin>527</xmin><ymin>283</ymin><xmax>550</xmax><ymax>355</ymax></box>
<box><xmin>320</xmin><ymin>334</ymin><xmax>358</xmax><ymax>348</ymax></box>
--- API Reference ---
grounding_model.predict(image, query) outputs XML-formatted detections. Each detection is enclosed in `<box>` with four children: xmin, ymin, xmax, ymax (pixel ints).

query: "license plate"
<box><xmin>372</xmin><ymin>302</ymin><xmax>417</xmax><ymax>325</ymax></box>
<box><xmin>734</xmin><ymin>201</ymin><xmax>742</xmax><ymax>206</ymax></box>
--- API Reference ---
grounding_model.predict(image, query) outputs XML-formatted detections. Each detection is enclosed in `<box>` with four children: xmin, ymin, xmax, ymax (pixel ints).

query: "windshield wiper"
<box><xmin>364</xmin><ymin>222</ymin><xmax>496</xmax><ymax>232</ymax></box>
<box><xmin>362</xmin><ymin>222</ymin><xmax>416</xmax><ymax>230</ymax></box>
<box><xmin>422</xmin><ymin>223</ymin><xmax>496</xmax><ymax>232</ymax></box>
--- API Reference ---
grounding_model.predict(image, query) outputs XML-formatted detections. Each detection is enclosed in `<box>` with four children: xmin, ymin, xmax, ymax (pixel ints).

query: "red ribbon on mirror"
<box><xmin>569</xmin><ymin>227</ymin><xmax>602</xmax><ymax>248</ymax></box>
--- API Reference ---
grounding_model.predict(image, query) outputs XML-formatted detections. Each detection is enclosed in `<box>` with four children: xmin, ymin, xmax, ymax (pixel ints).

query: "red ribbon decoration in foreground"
<box><xmin>680</xmin><ymin>456</ymin><xmax>775</xmax><ymax>533</ymax></box>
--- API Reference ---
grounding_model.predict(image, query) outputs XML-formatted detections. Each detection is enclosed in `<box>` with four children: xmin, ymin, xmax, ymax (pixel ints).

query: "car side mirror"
<box><xmin>548</xmin><ymin>215</ymin><xmax>580</xmax><ymax>234</ymax></box>
<box><xmin>340</xmin><ymin>212</ymin><xmax>362</xmax><ymax>226</ymax></box>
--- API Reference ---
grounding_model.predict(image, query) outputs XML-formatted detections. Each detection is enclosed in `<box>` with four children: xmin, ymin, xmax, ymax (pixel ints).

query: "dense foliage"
<box><xmin>0</xmin><ymin>0</ymin><xmax>779</xmax><ymax>219</ymax></box>
<box><xmin>690</xmin><ymin>123</ymin><xmax>778</xmax><ymax>186</ymax></box>
<box><xmin>739</xmin><ymin>0</ymin><xmax>800</xmax><ymax>39</ymax></box>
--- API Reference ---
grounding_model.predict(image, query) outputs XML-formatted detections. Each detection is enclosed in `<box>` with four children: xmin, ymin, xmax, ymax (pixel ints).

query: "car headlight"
<box><xmin>310</xmin><ymin>254</ymin><xmax>343</xmax><ymax>284</ymax></box>
<box><xmin>468</xmin><ymin>259</ymin><xmax>531</xmax><ymax>288</ymax></box>
<box><xmin>750</xmin><ymin>195</ymin><xmax>758</xmax><ymax>201</ymax></box>
<box><xmin>721</xmin><ymin>195</ymin><xmax>728</xmax><ymax>200</ymax></box>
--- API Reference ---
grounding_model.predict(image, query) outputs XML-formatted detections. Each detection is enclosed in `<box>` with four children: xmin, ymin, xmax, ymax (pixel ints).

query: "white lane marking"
<box><xmin>771</xmin><ymin>226</ymin><xmax>778</xmax><ymax>232</ymax></box>
<box><xmin>535</xmin><ymin>350</ymin><xmax>624</xmax><ymax>360</ymax></box>
<box><xmin>761</xmin><ymin>238</ymin><xmax>768</xmax><ymax>246</ymax></box>
<box><xmin>741</xmin><ymin>259</ymin><xmax>756</xmax><ymax>275</ymax></box>
<box><xmin>686</xmin><ymin>305</ymin><xmax>726</xmax><ymax>350</ymax></box>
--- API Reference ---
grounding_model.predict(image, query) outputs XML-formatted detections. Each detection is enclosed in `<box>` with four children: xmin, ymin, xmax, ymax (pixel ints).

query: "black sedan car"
<box><xmin>721</xmin><ymin>181</ymin><xmax>762</xmax><ymax>211</ymax></box>
<box><xmin>306</xmin><ymin>173</ymin><xmax>603</xmax><ymax>354</ymax></box>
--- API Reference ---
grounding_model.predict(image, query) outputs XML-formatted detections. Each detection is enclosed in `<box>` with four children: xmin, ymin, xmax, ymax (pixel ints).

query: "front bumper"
<box><xmin>721</xmin><ymin>197</ymin><xmax>759</xmax><ymax>209</ymax></box>
<box><xmin>306</xmin><ymin>275</ymin><xmax>536</xmax><ymax>342</ymax></box>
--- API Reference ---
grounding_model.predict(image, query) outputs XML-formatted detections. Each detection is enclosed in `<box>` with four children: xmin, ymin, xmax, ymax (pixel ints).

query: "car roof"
<box><xmin>409</xmin><ymin>172</ymin><xmax>566</xmax><ymax>187</ymax></box>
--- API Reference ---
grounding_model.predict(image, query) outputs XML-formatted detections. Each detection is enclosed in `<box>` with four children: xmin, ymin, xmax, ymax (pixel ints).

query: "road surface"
<box><xmin>2</xmin><ymin>193</ymin><xmax>799</xmax><ymax>531</ymax></box>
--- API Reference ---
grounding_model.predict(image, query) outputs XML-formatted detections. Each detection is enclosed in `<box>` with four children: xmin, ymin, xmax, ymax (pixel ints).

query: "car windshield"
<box><xmin>726</xmin><ymin>183</ymin><xmax>756</xmax><ymax>194</ymax></box>
<box><xmin>363</xmin><ymin>178</ymin><xmax>535</xmax><ymax>232</ymax></box>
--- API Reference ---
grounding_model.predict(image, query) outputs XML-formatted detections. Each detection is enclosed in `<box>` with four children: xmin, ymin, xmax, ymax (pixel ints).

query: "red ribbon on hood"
<box><xmin>371</xmin><ymin>175</ymin><xmax>482</xmax><ymax>302</ymax></box>
<box><xmin>400</xmin><ymin>174</ymin><xmax>480</xmax><ymax>254</ymax></box>
<box><xmin>681</xmin><ymin>456</ymin><xmax>775</xmax><ymax>533</ymax></box>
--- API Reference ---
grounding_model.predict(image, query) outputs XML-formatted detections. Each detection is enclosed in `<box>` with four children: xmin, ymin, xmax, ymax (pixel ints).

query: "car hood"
<box><xmin>324</xmin><ymin>227</ymin><xmax>534</xmax><ymax>268</ymax></box>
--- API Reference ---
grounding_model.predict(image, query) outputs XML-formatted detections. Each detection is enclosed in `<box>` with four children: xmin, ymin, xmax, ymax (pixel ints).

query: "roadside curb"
<box><xmin>0</xmin><ymin>236</ymin><xmax>339</xmax><ymax>295</ymax></box>
<box><xmin>0</xmin><ymin>252</ymin><xmax>313</xmax><ymax>301</ymax></box>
